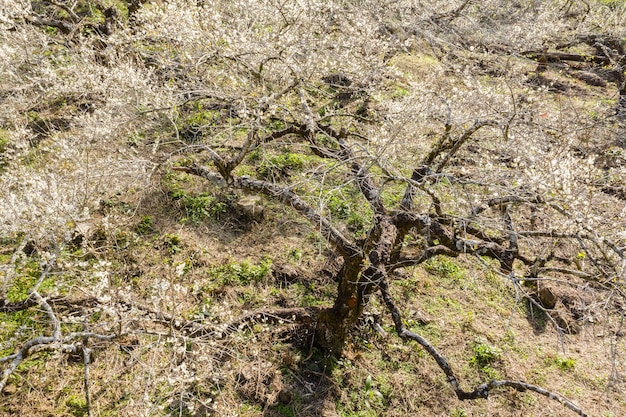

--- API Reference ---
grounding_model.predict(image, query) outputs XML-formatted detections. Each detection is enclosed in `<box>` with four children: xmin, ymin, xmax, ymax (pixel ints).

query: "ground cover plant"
<box><xmin>1</xmin><ymin>1</ymin><xmax>626</xmax><ymax>416</ymax></box>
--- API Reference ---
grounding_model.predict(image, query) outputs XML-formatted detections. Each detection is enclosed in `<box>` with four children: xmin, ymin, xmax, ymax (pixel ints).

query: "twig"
<box><xmin>83</xmin><ymin>343</ymin><xmax>92</xmax><ymax>417</ymax></box>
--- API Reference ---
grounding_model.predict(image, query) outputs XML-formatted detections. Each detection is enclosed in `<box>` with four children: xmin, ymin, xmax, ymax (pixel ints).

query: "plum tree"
<box><xmin>1</xmin><ymin>1</ymin><xmax>625</xmax><ymax>415</ymax></box>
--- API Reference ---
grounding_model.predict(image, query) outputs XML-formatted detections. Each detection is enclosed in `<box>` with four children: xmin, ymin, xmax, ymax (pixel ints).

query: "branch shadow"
<box><xmin>524</xmin><ymin>298</ymin><xmax>549</xmax><ymax>334</ymax></box>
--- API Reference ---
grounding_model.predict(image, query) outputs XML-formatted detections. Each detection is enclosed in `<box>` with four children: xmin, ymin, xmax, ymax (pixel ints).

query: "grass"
<box><xmin>321</xmin><ymin>187</ymin><xmax>374</xmax><ymax>238</ymax></box>
<box><xmin>20</xmin><ymin>185</ymin><xmax>595</xmax><ymax>416</ymax></box>
<box><xmin>545</xmin><ymin>355</ymin><xmax>576</xmax><ymax>372</ymax></box>
<box><xmin>424</xmin><ymin>257</ymin><xmax>469</xmax><ymax>286</ymax></box>
<box><xmin>134</xmin><ymin>215</ymin><xmax>154</xmax><ymax>235</ymax></box>
<box><xmin>257</xmin><ymin>151</ymin><xmax>308</xmax><ymax>181</ymax></box>
<box><xmin>0</xmin><ymin>189</ymin><xmax>620</xmax><ymax>416</ymax></box>
<box><xmin>176</xmin><ymin>104</ymin><xmax>221</xmax><ymax>142</ymax></box>
<box><xmin>2</xmin><ymin>1</ymin><xmax>625</xmax><ymax>416</ymax></box>
<box><xmin>469</xmin><ymin>338</ymin><xmax>502</xmax><ymax>374</ymax></box>
<box><xmin>5</xmin><ymin>260</ymin><xmax>54</xmax><ymax>302</ymax></box>
<box><xmin>211</xmin><ymin>257</ymin><xmax>272</xmax><ymax>285</ymax></box>
<box><xmin>0</xmin><ymin>129</ymin><xmax>8</xmax><ymax>171</ymax></box>
<box><xmin>164</xmin><ymin>170</ymin><xmax>231</xmax><ymax>223</ymax></box>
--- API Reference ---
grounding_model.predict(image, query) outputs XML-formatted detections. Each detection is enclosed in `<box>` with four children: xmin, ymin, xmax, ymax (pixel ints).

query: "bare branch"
<box><xmin>25</xmin><ymin>15</ymin><xmax>74</xmax><ymax>34</ymax></box>
<box><xmin>434</xmin><ymin>119</ymin><xmax>499</xmax><ymax>173</ymax></box>
<box><xmin>391</xmin><ymin>245</ymin><xmax>459</xmax><ymax>270</ymax></box>
<box><xmin>170</xmin><ymin>165</ymin><xmax>362</xmax><ymax>259</ymax></box>
<box><xmin>471</xmin><ymin>194</ymin><xmax>543</xmax><ymax>217</ymax></box>
<box><xmin>218</xmin><ymin>307</ymin><xmax>317</xmax><ymax>338</ymax></box>
<box><xmin>537</xmin><ymin>267</ymin><xmax>596</xmax><ymax>279</ymax></box>
<box><xmin>47</xmin><ymin>0</ymin><xmax>81</xmax><ymax>22</ymax></box>
<box><xmin>379</xmin><ymin>279</ymin><xmax>588</xmax><ymax>416</ymax></box>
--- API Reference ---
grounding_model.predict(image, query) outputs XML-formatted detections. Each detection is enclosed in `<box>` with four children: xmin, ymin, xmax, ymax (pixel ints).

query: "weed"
<box><xmin>324</xmin><ymin>190</ymin><xmax>372</xmax><ymax>237</ymax></box>
<box><xmin>469</xmin><ymin>338</ymin><xmax>502</xmax><ymax>373</ymax></box>
<box><xmin>287</xmin><ymin>248</ymin><xmax>303</xmax><ymax>263</ymax></box>
<box><xmin>338</xmin><ymin>411</ymin><xmax>378</xmax><ymax>417</ymax></box>
<box><xmin>165</xmin><ymin>169</ymin><xmax>233</xmax><ymax>223</ymax></box>
<box><xmin>206</xmin><ymin>258</ymin><xmax>273</xmax><ymax>288</ymax></box>
<box><xmin>470</xmin><ymin>339</ymin><xmax>501</xmax><ymax>367</ymax></box>
<box><xmin>0</xmin><ymin>129</ymin><xmax>8</xmax><ymax>171</ymax></box>
<box><xmin>113</xmin><ymin>230</ymin><xmax>135</xmax><ymax>249</ymax></box>
<box><xmin>363</xmin><ymin>374</ymin><xmax>384</xmax><ymax>408</ymax></box>
<box><xmin>166</xmin><ymin>175</ymin><xmax>228</xmax><ymax>223</ymax></box>
<box><xmin>65</xmin><ymin>394</ymin><xmax>87</xmax><ymax>417</ymax></box>
<box><xmin>545</xmin><ymin>355</ymin><xmax>576</xmax><ymax>372</ymax></box>
<box><xmin>391</xmin><ymin>85</ymin><xmax>409</xmax><ymax>99</ymax></box>
<box><xmin>237</xmin><ymin>288</ymin><xmax>266</xmax><ymax>307</ymax></box>
<box><xmin>126</xmin><ymin>132</ymin><xmax>145</xmax><ymax>146</ymax></box>
<box><xmin>6</xmin><ymin>260</ymin><xmax>55</xmax><ymax>302</ymax></box>
<box><xmin>327</xmin><ymin>194</ymin><xmax>351</xmax><ymax>218</ymax></box>
<box><xmin>135</xmin><ymin>215</ymin><xmax>155</xmax><ymax>235</ymax></box>
<box><xmin>257</xmin><ymin>152</ymin><xmax>307</xmax><ymax>180</ymax></box>
<box><xmin>424</xmin><ymin>257</ymin><xmax>467</xmax><ymax>285</ymax></box>
<box><xmin>461</xmin><ymin>310</ymin><xmax>474</xmax><ymax>331</ymax></box>
<box><xmin>180</xmin><ymin>194</ymin><xmax>226</xmax><ymax>223</ymax></box>
<box><xmin>0</xmin><ymin>310</ymin><xmax>38</xmax><ymax>348</ymax></box>
<box><xmin>177</xmin><ymin>105</ymin><xmax>220</xmax><ymax>142</ymax></box>
<box><xmin>164</xmin><ymin>234</ymin><xmax>182</xmax><ymax>254</ymax></box>
<box><xmin>274</xmin><ymin>403</ymin><xmax>295</xmax><ymax>417</ymax></box>
<box><xmin>598</xmin><ymin>0</ymin><xmax>625</xmax><ymax>10</ymax></box>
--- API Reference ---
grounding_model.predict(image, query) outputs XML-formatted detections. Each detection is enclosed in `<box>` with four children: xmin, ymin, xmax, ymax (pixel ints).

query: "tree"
<box><xmin>1</xmin><ymin>0</ymin><xmax>625</xmax><ymax>416</ymax></box>
<box><xmin>159</xmin><ymin>1</ymin><xmax>625</xmax><ymax>413</ymax></box>
<box><xmin>170</xmin><ymin>66</ymin><xmax>622</xmax><ymax>416</ymax></box>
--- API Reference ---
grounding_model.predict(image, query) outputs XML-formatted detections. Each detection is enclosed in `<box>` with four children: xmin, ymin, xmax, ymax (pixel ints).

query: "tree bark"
<box><xmin>314</xmin><ymin>257</ymin><xmax>363</xmax><ymax>354</ymax></box>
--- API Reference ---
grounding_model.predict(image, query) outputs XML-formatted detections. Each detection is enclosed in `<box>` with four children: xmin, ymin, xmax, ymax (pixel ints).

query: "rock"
<box><xmin>2</xmin><ymin>383</ymin><xmax>17</xmax><ymax>395</ymax></box>
<box><xmin>278</xmin><ymin>387</ymin><xmax>293</xmax><ymax>404</ymax></box>
<box><xmin>538</xmin><ymin>283</ymin><xmax>557</xmax><ymax>309</ymax></box>
<box><xmin>320</xmin><ymin>398</ymin><xmax>340</xmax><ymax>417</ymax></box>
<box><xmin>236</xmin><ymin>195</ymin><xmax>264</xmax><ymax>221</ymax></box>
<box><xmin>273</xmin><ymin>264</ymin><xmax>300</xmax><ymax>285</ymax></box>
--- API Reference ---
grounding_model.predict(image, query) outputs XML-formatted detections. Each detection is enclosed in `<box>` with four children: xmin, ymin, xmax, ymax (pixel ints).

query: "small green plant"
<box><xmin>0</xmin><ymin>129</ymin><xmax>8</xmax><ymax>170</ymax></box>
<box><xmin>327</xmin><ymin>194</ymin><xmax>351</xmax><ymax>219</ymax></box>
<box><xmin>461</xmin><ymin>310</ymin><xmax>475</xmax><ymax>331</ymax></box>
<box><xmin>126</xmin><ymin>132</ymin><xmax>145</xmax><ymax>146</ymax></box>
<box><xmin>166</xmin><ymin>170</ymin><xmax>235</xmax><ymax>223</ymax></box>
<box><xmin>450</xmin><ymin>409</ymin><xmax>468</xmax><ymax>417</ymax></box>
<box><xmin>324</xmin><ymin>191</ymin><xmax>371</xmax><ymax>237</ymax></box>
<box><xmin>206</xmin><ymin>257</ymin><xmax>273</xmax><ymax>287</ymax></box>
<box><xmin>180</xmin><ymin>194</ymin><xmax>223</xmax><ymax>223</ymax></box>
<box><xmin>287</xmin><ymin>248</ymin><xmax>303</xmax><ymax>263</ymax></box>
<box><xmin>0</xmin><ymin>309</ymin><xmax>38</xmax><ymax>348</ymax></box>
<box><xmin>469</xmin><ymin>338</ymin><xmax>502</xmax><ymax>369</ymax></box>
<box><xmin>391</xmin><ymin>85</ymin><xmax>409</xmax><ymax>99</ymax></box>
<box><xmin>363</xmin><ymin>374</ymin><xmax>384</xmax><ymax>408</ymax></box>
<box><xmin>546</xmin><ymin>355</ymin><xmax>576</xmax><ymax>372</ymax></box>
<box><xmin>166</xmin><ymin>171</ymin><xmax>228</xmax><ymax>223</ymax></box>
<box><xmin>274</xmin><ymin>403</ymin><xmax>295</xmax><ymax>417</ymax></box>
<box><xmin>164</xmin><ymin>234</ymin><xmax>182</xmax><ymax>254</ymax></box>
<box><xmin>257</xmin><ymin>152</ymin><xmax>306</xmax><ymax>180</ymax></box>
<box><xmin>598</xmin><ymin>0</ymin><xmax>625</xmax><ymax>10</ymax></box>
<box><xmin>424</xmin><ymin>257</ymin><xmax>467</xmax><ymax>284</ymax></box>
<box><xmin>135</xmin><ymin>215</ymin><xmax>154</xmax><ymax>235</ymax></box>
<box><xmin>65</xmin><ymin>394</ymin><xmax>87</xmax><ymax>417</ymax></box>
<box><xmin>177</xmin><ymin>105</ymin><xmax>220</xmax><ymax>142</ymax></box>
<box><xmin>6</xmin><ymin>260</ymin><xmax>55</xmax><ymax>302</ymax></box>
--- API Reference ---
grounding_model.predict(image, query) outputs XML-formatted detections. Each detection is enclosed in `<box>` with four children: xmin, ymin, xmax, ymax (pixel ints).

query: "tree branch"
<box><xmin>172</xmin><ymin>165</ymin><xmax>362</xmax><ymax>259</ymax></box>
<box><xmin>434</xmin><ymin>119</ymin><xmax>498</xmax><ymax>173</ymax></box>
<box><xmin>391</xmin><ymin>245</ymin><xmax>459</xmax><ymax>270</ymax></box>
<box><xmin>379</xmin><ymin>279</ymin><xmax>588</xmax><ymax>416</ymax></box>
